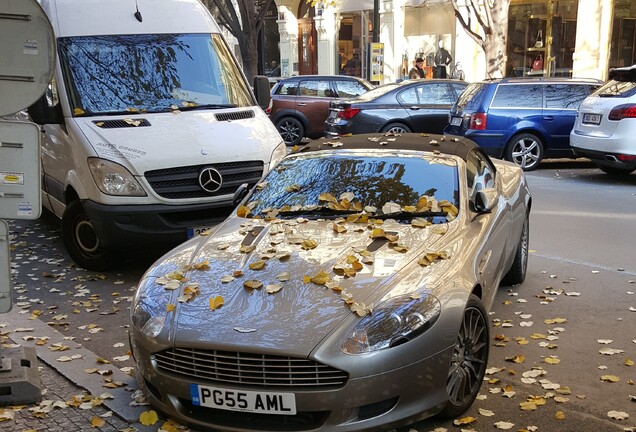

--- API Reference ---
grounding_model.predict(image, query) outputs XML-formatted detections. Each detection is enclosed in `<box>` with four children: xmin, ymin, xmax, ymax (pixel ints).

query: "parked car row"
<box><xmin>268</xmin><ymin>72</ymin><xmax>636</xmax><ymax>174</ymax></box>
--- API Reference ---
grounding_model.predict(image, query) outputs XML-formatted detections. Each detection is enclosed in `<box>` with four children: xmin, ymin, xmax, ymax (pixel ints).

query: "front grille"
<box><xmin>93</xmin><ymin>119</ymin><xmax>151</xmax><ymax>128</ymax></box>
<box><xmin>145</xmin><ymin>161</ymin><xmax>263</xmax><ymax>199</ymax></box>
<box><xmin>215</xmin><ymin>110</ymin><xmax>255</xmax><ymax>122</ymax></box>
<box><xmin>155</xmin><ymin>348</ymin><xmax>348</xmax><ymax>389</ymax></box>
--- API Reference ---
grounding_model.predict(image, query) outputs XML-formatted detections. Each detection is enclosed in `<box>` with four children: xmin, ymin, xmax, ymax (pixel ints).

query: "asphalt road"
<box><xmin>4</xmin><ymin>158</ymin><xmax>636</xmax><ymax>431</ymax></box>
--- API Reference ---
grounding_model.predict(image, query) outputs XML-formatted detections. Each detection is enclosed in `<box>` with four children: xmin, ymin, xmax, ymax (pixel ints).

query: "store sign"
<box><xmin>370</xmin><ymin>42</ymin><xmax>384</xmax><ymax>83</ymax></box>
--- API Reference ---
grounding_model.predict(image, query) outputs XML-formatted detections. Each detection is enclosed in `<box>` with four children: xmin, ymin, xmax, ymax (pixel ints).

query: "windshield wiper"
<box><xmin>177</xmin><ymin>103</ymin><xmax>238</xmax><ymax>111</ymax></box>
<box><xmin>374</xmin><ymin>211</ymin><xmax>448</xmax><ymax>220</ymax></box>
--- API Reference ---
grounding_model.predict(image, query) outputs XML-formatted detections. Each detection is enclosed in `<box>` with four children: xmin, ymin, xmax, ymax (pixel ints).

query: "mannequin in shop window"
<box><xmin>434</xmin><ymin>40</ymin><xmax>452</xmax><ymax>78</ymax></box>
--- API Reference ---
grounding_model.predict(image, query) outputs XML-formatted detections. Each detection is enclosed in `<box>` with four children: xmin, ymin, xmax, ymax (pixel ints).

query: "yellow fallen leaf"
<box><xmin>166</xmin><ymin>304</ymin><xmax>176</xmax><ymax>313</ymax></box>
<box><xmin>453</xmin><ymin>416</ymin><xmax>477</xmax><ymax>425</ymax></box>
<box><xmin>74</xmin><ymin>108</ymin><xmax>85</xmax><ymax>116</ymax></box>
<box><xmin>310</xmin><ymin>270</ymin><xmax>330</xmax><ymax>285</ymax></box>
<box><xmin>240</xmin><ymin>245</ymin><xmax>255</xmax><ymax>253</ymax></box>
<box><xmin>332</xmin><ymin>223</ymin><xmax>347</xmax><ymax>233</ymax></box>
<box><xmin>139</xmin><ymin>410</ymin><xmax>159</xmax><ymax>426</ymax></box>
<box><xmin>519</xmin><ymin>401</ymin><xmax>537</xmax><ymax>411</ymax></box>
<box><xmin>91</xmin><ymin>416</ymin><xmax>106</xmax><ymax>428</ymax></box>
<box><xmin>506</xmin><ymin>354</ymin><xmax>525</xmax><ymax>364</ymax></box>
<box><xmin>600</xmin><ymin>374</ymin><xmax>620</xmax><ymax>382</ymax></box>
<box><xmin>266</xmin><ymin>284</ymin><xmax>283</xmax><ymax>294</ymax></box>
<box><xmin>193</xmin><ymin>260</ymin><xmax>210</xmax><ymax>271</ymax></box>
<box><xmin>209</xmin><ymin>296</ymin><xmax>224</xmax><ymax>311</ymax></box>
<box><xmin>243</xmin><ymin>280</ymin><xmax>262</xmax><ymax>290</ymax></box>
<box><xmin>249</xmin><ymin>260</ymin><xmax>266</xmax><ymax>270</ymax></box>
<box><xmin>236</xmin><ymin>205</ymin><xmax>251</xmax><ymax>217</ymax></box>
<box><xmin>625</xmin><ymin>358</ymin><xmax>634</xmax><ymax>366</ymax></box>
<box><xmin>301</xmin><ymin>239</ymin><xmax>318</xmax><ymax>250</ymax></box>
<box><xmin>555</xmin><ymin>411</ymin><xmax>566</xmax><ymax>420</ymax></box>
<box><xmin>544</xmin><ymin>317</ymin><xmax>567</xmax><ymax>324</ymax></box>
<box><xmin>544</xmin><ymin>357</ymin><xmax>560</xmax><ymax>365</ymax></box>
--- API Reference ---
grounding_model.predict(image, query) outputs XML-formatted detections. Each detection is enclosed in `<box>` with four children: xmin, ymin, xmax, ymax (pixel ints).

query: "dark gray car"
<box><xmin>325</xmin><ymin>79</ymin><xmax>468</xmax><ymax>137</ymax></box>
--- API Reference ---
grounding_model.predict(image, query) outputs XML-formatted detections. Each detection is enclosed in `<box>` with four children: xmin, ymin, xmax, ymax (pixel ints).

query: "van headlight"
<box><xmin>88</xmin><ymin>157</ymin><xmax>147</xmax><ymax>196</ymax></box>
<box><xmin>342</xmin><ymin>293</ymin><xmax>441</xmax><ymax>354</ymax></box>
<box><xmin>268</xmin><ymin>141</ymin><xmax>286</xmax><ymax>172</ymax></box>
<box><xmin>131</xmin><ymin>277</ymin><xmax>171</xmax><ymax>338</ymax></box>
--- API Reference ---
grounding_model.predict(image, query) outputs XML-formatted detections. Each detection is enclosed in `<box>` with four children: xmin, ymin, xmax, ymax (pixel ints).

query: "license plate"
<box><xmin>582</xmin><ymin>113</ymin><xmax>601</xmax><ymax>125</ymax></box>
<box><xmin>186</xmin><ymin>226</ymin><xmax>213</xmax><ymax>238</ymax></box>
<box><xmin>190</xmin><ymin>384</ymin><xmax>296</xmax><ymax>415</ymax></box>
<box><xmin>327</xmin><ymin>111</ymin><xmax>338</xmax><ymax>121</ymax></box>
<box><xmin>450</xmin><ymin>116</ymin><xmax>462</xmax><ymax>126</ymax></box>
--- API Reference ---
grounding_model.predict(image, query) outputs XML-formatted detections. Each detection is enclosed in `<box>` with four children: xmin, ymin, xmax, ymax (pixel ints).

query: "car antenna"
<box><xmin>134</xmin><ymin>0</ymin><xmax>143</xmax><ymax>22</ymax></box>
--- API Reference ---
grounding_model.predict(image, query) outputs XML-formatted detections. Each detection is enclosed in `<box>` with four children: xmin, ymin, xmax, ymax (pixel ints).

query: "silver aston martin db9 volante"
<box><xmin>130</xmin><ymin>133</ymin><xmax>531</xmax><ymax>431</ymax></box>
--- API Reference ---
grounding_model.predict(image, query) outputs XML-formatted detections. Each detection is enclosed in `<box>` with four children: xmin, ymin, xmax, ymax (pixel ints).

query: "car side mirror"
<box><xmin>233</xmin><ymin>183</ymin><xmax>250</xmax><ymax>206</ymax></box>
<box><xmin>253</xmin><ymin>75</ymin><xmax>271</xmax><ymax>110</ymax></box>
<box><xmin>474</xmin><ymin>188</ymin><xmax>499</xmax><ymax>213</ymax></box>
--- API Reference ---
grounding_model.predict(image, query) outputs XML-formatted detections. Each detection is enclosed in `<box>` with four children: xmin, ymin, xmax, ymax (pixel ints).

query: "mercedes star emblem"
<box><xmin>198</xmin><ymin>167</ymin><xmax>223</xmax><ymax>193</ymax></box>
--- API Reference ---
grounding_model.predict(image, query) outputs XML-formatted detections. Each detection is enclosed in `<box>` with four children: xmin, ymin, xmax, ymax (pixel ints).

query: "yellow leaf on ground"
<box><xmin>555</xmin><ymin>411</ymin><xmax>566</xmax><ymax>420</ymax></box>
<box><xmin>453</xmin><ymin>416</ymin><xmax>477</xmax><ymax>425</ymax></box>
<box><xmin>91</xmin><ymin>416</ymin><xmax>106</xmax><ymax>428</ymax></box>
<box><xmin>139</xmin><ymin>410</ymin><xmax>159</xmax><ymax>426</ymax></box>
<box><xmin>600</xmin><ymin>374</ymin><xmax>620</xmax><ymax>382</ymax></box>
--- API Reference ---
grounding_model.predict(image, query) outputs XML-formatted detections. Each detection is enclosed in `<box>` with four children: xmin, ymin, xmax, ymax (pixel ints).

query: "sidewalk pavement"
<box><xmin>1</xmin><ymin>307</ymin><xmax>180</xmax><ymax>432</ymax></box>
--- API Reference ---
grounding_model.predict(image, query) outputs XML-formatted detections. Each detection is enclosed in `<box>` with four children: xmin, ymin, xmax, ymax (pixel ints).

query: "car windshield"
<box><xmin>245</xmin><ymin>152</ymin><xmax>460</xmax><ymax>221</ymax></box>
<box><xmin>593</xmin><ymin>79</ymin><xmax>636</xmax><ymax>99</ymax></box>
<box><xmin>57</xmin><ymin>34</ymin><xmax>254</xmax><ymax>115</ymax></box>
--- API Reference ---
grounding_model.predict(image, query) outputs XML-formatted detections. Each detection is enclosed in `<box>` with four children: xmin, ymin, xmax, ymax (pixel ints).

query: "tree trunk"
<box><xmin>484</xmin><ymin>2</ymin><xmax>509</xmax><ymax>79</ymax></box>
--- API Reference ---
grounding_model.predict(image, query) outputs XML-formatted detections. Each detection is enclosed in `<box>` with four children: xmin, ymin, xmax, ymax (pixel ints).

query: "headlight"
<box><xmin>88</xmin><ymin>157</ymin><xmax>146</xmax><ymax>196</ymax></box>
<box><xmin>268</xmin><ymin>141</ymin><xmax>286</xmax><ymax>172</ymax></box>
<box><xmin>342</xmin><ymin>293</ymin><xmax>441</xmax><ymax>355</ymax></box>
<box><xmin>131</xmin><ymin>277</ymin><xmax>171</xmax><ymax>338</ymax></box>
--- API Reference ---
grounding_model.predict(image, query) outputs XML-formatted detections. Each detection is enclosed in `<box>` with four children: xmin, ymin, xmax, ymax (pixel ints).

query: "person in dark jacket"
<box><xmin>409</xmin><ymin>57</ymin><xmax>426</xmax><ymax>79</ymax></box>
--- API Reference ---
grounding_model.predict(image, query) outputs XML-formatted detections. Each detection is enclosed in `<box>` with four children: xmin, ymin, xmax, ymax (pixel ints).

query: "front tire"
<box><xmin>438</xmin><ymin>294</ymin><xmax>489</xmax><ymax>419</ymax></box>
<box><xmin>62</xmin><ymin>200</ymin><xmax>117</xmax><ymax>271</ymax></box>
<box><xmin>276</xmin><ymin>117</ymin><xmax>304</xmax><ymax>146</ymax></box>
<box><xmin>505</xmin><ymin>133</ymin><xmax>544</xmax><ymax>171</ymax></box>
<box><xmin>501</xmin><ymin>214</ymin><xmax>529</xmax><ymax>286</ymax></box>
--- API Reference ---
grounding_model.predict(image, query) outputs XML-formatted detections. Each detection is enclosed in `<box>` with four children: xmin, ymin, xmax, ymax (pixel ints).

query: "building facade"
<box><xmin>267</xmin><ymin>0</ymin><xmax>635</xmax><ymax>83</ymax></box>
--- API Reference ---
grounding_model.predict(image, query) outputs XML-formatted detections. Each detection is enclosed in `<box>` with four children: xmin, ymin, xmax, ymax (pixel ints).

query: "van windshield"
<box><xmin>57</xmin><ymin>34</ymin><xmax>255</xmax><ymax>115</ymax></box>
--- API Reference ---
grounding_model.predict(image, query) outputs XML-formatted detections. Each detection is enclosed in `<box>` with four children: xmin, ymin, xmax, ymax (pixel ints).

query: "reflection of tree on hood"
<box><xmin>59</xmin><ymin>35</ymin><xmax>188</xmax><ymax>112</ymax></box>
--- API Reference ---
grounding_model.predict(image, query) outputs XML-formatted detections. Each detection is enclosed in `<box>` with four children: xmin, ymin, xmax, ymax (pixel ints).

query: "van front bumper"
<box><xmin>81</xmin><ymin>199</ymin><xmax>233</xmax><ymax>249</ymax></box>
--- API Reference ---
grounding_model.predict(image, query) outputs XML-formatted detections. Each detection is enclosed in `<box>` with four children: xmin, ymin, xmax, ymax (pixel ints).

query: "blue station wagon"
<box><xmin>444</xmin><ymin>78</ymin><xmax>601</xmax><ymax>170</ymax></box>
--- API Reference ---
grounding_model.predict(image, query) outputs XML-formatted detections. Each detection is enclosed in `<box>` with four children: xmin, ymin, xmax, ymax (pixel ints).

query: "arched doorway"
<box><xmin>298</xmin><ymin>2</ymin><xmax>317</xmax><ymax>75</ymax></box>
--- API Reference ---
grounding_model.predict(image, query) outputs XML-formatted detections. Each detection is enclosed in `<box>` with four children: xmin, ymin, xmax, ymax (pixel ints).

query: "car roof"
<box><xmin>482</xmin><ymin>77</ymin><xmax>602</xmax><ymax>85</ymax></box>
<box><xmin>295</xmin><ymin>133</ymin><xmax>479</xmax><ymax>161</ymax></box>
<box><xmin>278</xmin><ymin>75</ymin><xmax>367</xmax><ymax>82</ymax></box>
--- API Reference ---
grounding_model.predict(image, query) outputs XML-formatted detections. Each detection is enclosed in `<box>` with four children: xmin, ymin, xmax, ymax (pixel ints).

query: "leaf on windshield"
<box><xmin>243</xmin><ymin>280</ymin><xmax>263</xmax><ymax>290</ymax></box>
<box><xmin>412</xmin><ymin>217</ymin><xmax>432</xmax><ymax>228</ymax></box>
<box><xmin>285</xmin><ymin>184</ymin><xmax>302</xmax><ymax>193</ymax></box>
<box><xmin>166</xmin><ymin>304</ymin><xmax>176</xmax><ymax>313</ymax></box>
<box><xmin>370</xmin><ymin>228</ymin><xmax>399</xmax><ymax>243</ymax></box>
<box><xmin>237</xmin><ymin>205</ymin><xmax>252</xmax><ymax>218</ymax></box>
<box><xmin>193</xmin><ymin>260</ymin><xmax>210</xmax><ymax>271</ymax></box>
<box><xmin>301</xmin><ymin>239</ymin><xmax>318</xmax><ymax>250</ymax></box>
<box><xmin>390</xmin><ymin>243</ymin><xmax>409</xmax><ymax>253</ymax></box>
<box><xmin>277</xmin><ymin>271</ymin><xmax>291</xmax><ymax>282</ymax></box>
<box><xmin>181</xmin><ymin>101</ymin><xmax>198</xmax><ymax>108</ymax></box>
<box><xmin>249</xmin><ymin>260</ymin><xmax>266</xmax><ymax>271</ymax></box>
<box><xmin>178</xmin><ymin>284</ymin><xmax>200</xmax><ymax>303</ymax></box>
<box><xmin>440</xmin><ymin>200</ymin><xmax>459</xmax><ymax>217</ymax></box>
<box><xmin>74</xmin><ymin>108</ymin><xmax>85</xmax><ymax>116</ymax></box>
<box><xmin>209</xmin><ymin>296</ymin><xmax>224</xmax><ymax>311</ymax></box>
<box><xmin>319</xmin><ymin>192</ymin><xmax>337</xmax><ymax>203</ymax></box>
<box><xmin>256</xmin><ymin>181</ymin><xmax>268</xmax><ymax>191</ymax></box>
<box><xmin>266</xmin><ymin>284</ymin><xmax>283</xmax><ymax>294</ymax></box>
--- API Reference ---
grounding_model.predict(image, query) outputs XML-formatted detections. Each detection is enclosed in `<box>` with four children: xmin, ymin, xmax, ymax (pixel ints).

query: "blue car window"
<box><xmin>545</xmin><ymin>84</ymin><xmax>588</xmax><ymax>109</ymax></box>
<box><xmin>491</xmin><ymin>84</ymin><xmax>542</xmax><ymax>108</ymax></box>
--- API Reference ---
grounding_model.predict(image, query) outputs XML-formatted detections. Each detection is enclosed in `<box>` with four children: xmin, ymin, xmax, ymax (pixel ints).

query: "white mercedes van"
<box><xmin>27</xmin><ymin>0</ymin><xmax>286</xmax><ymax>270</ymax></box>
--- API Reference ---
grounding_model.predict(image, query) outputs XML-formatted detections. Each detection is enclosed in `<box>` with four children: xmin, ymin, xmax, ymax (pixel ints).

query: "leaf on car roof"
<box><xmin>249</xmin><ymin>260</ymin><xmax>266</xmax><ymax>271</ymax></box>
<box><xmin>193</xmin><ymin>260</ymin><xmax>210</xmax><ymax>271</ymax></box>
<box><xmin>411</xmin><ymin>217</ymin><xmax>431</xmax><ymax>228</ymax></box>
<box><xmin>243</xmin><ymin>280</ymin><xmax>263</xmax><ymax>290</ymax></box>
<box><xmin>266</xmin><ymin>284</ymin><xmax>283</xmax><ymax>294</ymax></box>
<box><xmin>418</xmin><ymin>251</ymin><xmax>450</xmax><ymax>267</ymax></box>
<box><xmin>301</xmin><ymin>239</ymin><xmax>318</xmax><ymax>250</ymax></box>
<box><xmin>381</xmin><ymin>202</ymin><xmax>401</xmax><ymax>214</ymax></box>
<box><xmin>600</xmin><ymin>375</ymin><xmax>620</xmax><ymax>382</ymax></box>
<box><xmin>332</xmin><ymin>223</ymin><xmax>347</xmax><ymax>233</ymax></box>
<box><xmin>369</xmin><ymin>228</ymin><xmax>399</xmax><ymax>243</ymax></box>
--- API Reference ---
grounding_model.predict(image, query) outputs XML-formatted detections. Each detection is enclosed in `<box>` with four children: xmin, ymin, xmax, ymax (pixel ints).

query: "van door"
<box><xmin>543</xmin><ymin>83</ymin><xmax>589</xmax><ymax>156</ymax></box>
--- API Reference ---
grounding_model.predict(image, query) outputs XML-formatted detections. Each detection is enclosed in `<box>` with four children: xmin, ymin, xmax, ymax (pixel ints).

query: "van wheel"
<box><xmin>276</xmin><ymin>117</ymin><xmax>304</xmax><ymax>146</ymax></box>
<box><xmin>505</xmin><ymin>133</ymin><xmax>543</xmax><ymax>171</ymax></box>
<box><xmin>381</xmin><ymin>123</ymin><xmax>411</xmax><ymax>134</ymax></box>
<box><xmin>62</xmin><ymin>200</ymin><xmax>117</xmax><ymax>271</ymax></box>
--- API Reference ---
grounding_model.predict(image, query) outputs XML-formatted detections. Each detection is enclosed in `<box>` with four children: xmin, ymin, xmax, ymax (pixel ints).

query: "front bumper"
<box><xmin>131</xmin><ymin>344</ymin><xmax>453</xmax><ymax>432</ymax></box>
<box><xmin>81</xmin><ymin>199</ymin><xmax>232</xmax><ymax>249</ymax></box>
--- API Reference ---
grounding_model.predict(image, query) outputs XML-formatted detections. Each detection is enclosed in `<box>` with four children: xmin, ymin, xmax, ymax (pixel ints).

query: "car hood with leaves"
<box><xmin>140</xmin><ymin>214</ymin><xmax>463</xmax><ymax>357</ymax></box>
<box><xmin>74</xmin><ymin>110</ymin><xmax>281</xmax><ymax>174</ymax></box>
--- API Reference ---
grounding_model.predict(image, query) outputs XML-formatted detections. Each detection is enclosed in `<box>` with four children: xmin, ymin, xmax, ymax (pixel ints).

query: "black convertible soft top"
<box><xmin>296</xmin><ymin>133</ymin><xmax>479</xmax><ymax>161</ymax></box>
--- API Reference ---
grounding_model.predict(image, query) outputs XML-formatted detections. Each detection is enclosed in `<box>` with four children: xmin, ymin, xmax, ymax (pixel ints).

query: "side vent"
<box><xmin>93</xmin><ymin>119</ymin><xmax>151</xmax><ymax>129</ymax></box>
<box><xmin>215</xmin><ymin>110</ymin><xmax>255</xmax><ymax>122</ymax></box>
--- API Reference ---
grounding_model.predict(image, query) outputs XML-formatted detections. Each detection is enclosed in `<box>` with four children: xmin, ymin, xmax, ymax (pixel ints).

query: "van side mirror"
<box><xmin>27</xmin><ymin>96</ymin><xmax>63</xmax><ymax>125</ymax></box>
<box><xmin>474</xmin><ymin>188</ymin><xmax>499</xmax><ymax>213</ymax></box>
<box><xmin>253</xmin><ymin>75</ymin><xmax>271</xmax><ymax>110</ymax></box>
